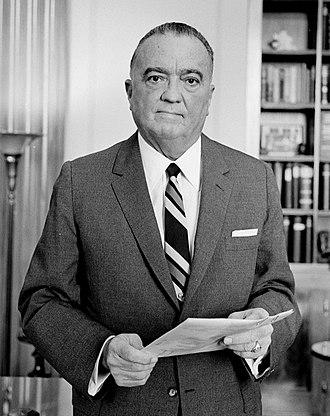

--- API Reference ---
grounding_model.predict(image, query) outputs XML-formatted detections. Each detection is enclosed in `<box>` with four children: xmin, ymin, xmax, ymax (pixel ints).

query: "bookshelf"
<box><xmin>261</xmin><ymin>0</ymin><xmax>330</xmax><ymax>264</ymax></box>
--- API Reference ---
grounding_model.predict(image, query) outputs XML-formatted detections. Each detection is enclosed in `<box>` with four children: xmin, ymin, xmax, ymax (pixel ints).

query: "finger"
<box><xmin>228</xmin><ymin>308</ymin><xmax>269</xmax><ymax>320</ymax></box>
<box><xmin>229</xmin><ymin>336</ymin><xmax>271</xmax><ymax>356</ymax></box>
<box><xmin>241</xmin><ymin>308</ymin><xmax>269</xmax><ymax>320</ymax></box>
<box><xmin>110</xmin><ymin>335</ymin><xmax>157</xmax><ymax>365</ymax></box>
<box><xmin>111</xmin><ymin>368</ymin><xmax>153</xmax><ymax>382</ymax></box>
<box><xmin>109</xmin><ymin>355</ymin><xmax>157</xmax><ymax>372</ymax></box>
<box><xmin>119</xmin><ymin>343</ymin><xmax>157</xmax><ymax>364</ymax></box>
<box><xmin>223</xmin><ymin>325</ymin><xmax>273</xmax><ymax>345</ymax></box>
<box><xmin>115</xmin><ymin>376</ymin><xmax>150</xmax><ymax>387</ymax></box>
<box><xmin>127</xmin><ymin>333</ymin><xmax>144</xmax><ymax>350</ymax></box>
<box><xmin>232</xmin><ymin>343</ymin><xmax>270</xmax><ymax>359</ymax></box>
<box><xmin>225</xmin><ymin>341</ymin><xmax>260</xmax><ymax>353</ymax></box>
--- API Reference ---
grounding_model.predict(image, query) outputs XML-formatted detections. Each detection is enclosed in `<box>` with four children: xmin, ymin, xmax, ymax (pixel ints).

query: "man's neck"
<box><xmin>139</xmin><ymin>133</ymin><xmax>200</xmax><ymax>160</ymax></box>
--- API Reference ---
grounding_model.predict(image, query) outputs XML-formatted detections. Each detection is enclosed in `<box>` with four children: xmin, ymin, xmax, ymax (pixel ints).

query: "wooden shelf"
<box><xmin>261</xmin><ymin>102</ymin><xmax>315</xmax><ymax>110</ymax></box>
<box><xmin>282</xmin><ymin>209</ymin><xmax>314</xmax><ymax>216</ymax></box>
<box><xmin>318</xmin><ymin>210</ymin><xmax>330</xmax><ymax>217</ymax></box>
<box><xmin>260</xmin><ymin>155</ymin><xmax>314</xmax><ymax>162</ymax></box>
<box><xmin>262</xmin><ymin>49</ymin><xmax>316</xmax><ymax>56</ymax></box>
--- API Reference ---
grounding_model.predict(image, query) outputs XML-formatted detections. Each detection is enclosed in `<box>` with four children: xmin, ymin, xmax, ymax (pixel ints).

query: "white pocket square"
<box><xmin>231</xmin><ymin>228</ymin><xmax>258</xmax><ymax>237</ymax></box>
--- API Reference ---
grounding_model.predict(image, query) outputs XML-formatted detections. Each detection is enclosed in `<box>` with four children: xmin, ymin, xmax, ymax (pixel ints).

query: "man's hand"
<box><xmin>221</xmin><ymin>308</ymin><xmax>273</xmax><ymax>359</ymax></box>
<box><xmin>102</xmin><ymin>333</ymin><xmax>158</xmax><ymax>387</ymax></box>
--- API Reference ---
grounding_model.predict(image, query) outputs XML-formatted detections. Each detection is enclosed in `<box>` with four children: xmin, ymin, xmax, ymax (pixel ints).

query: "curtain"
<box><xmin>0</xmin><ymin>0</ymin><xmax>67</xmax><ymax>375</ymax></box>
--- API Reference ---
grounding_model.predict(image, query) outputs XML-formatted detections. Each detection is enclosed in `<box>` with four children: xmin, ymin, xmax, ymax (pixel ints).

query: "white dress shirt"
<box><xmin>88</xmin><ymin>134</ymin><xmax>266</xmax><ymax>395</ymax></box>
<box><xmin>138</xmin><ymin>133</ymin><xmax>202</xmax><ymax>255</ymax></box>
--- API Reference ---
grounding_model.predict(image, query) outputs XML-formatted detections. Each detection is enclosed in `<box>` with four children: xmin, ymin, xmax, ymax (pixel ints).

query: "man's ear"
<box><xmin>125</xmin><ymin>79</ymin><xmax>133</xmax><ymax>99</ymax></box>
<box><xmin>206</xmin><ymin>84</ymin><xmax>215</xmax><ymax>116</ymax></box>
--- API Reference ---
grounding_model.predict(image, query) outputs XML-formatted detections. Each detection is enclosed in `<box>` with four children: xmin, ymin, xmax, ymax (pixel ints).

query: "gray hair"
<box><xmin>130</xmin><ymin>22</ymin><xmax>214</xmax><ymax>73</ymax></box>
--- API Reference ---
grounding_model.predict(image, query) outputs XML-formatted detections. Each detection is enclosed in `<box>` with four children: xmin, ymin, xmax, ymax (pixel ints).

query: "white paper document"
<box><xmin>143</xmin><ymin>309</ymin><xmax>294</xmax><ymax>358</ymax></box>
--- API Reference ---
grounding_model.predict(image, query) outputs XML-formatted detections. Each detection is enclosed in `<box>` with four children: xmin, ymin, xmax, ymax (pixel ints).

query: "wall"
<box><xmin>65</xmin><ymin>0</ymin><xmax>262</xmax><ymax>161</ymax></box>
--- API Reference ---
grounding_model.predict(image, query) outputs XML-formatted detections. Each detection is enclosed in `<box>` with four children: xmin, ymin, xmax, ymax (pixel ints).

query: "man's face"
<box><xmin>126</xmin><ymin>33</ymin><xmax>214</xmax><ymax>155</ymax></box>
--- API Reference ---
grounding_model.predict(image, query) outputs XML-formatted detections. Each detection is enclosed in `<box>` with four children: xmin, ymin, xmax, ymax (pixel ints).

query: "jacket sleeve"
<box><xmin>18</xmin><ymin>162</ymin><xmax>114</xmax><ymax>394</ymax></box>
<box><xmin>247</xmin><ymin>162</ymin><xmax>302</xmax><ymax>376</ymax></box>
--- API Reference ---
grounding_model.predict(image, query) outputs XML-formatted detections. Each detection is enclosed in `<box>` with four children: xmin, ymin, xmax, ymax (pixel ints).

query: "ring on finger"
<box><xmin>251</xmin><ymin>340</ymin><xmax>262</xmax><ymax>353</ymax></box>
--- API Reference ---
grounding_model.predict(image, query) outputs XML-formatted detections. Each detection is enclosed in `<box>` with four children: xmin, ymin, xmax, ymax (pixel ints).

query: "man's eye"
<box><xmin>185</xmin><ymin>78</ymin><xmax>200</xmax><ymax>87</ymax></box>
<box><xmin>147</xmin><ymin>75</ymin><xmax>163</xmax><ymax>84</ymax></box>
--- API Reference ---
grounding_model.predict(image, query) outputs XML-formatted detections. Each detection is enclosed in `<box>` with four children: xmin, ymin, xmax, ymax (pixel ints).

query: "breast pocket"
<box><xmin>225</xmin><ymin>234</ymin><xmax>260</xmax><ymax>251</ymax></box>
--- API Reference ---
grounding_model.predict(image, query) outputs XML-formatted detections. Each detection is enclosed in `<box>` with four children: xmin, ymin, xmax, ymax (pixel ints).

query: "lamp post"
<box><xmin>0</xmin><ymin>131</ymin><xmax>40</xmax><ymax>376</ymax></box>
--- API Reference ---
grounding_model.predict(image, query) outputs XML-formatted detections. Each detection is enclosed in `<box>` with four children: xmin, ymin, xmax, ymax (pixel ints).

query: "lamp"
<box><xmin>0</xmin><ymin>131</ymin><xmax>41</xmax><ymax>376</ymax></box>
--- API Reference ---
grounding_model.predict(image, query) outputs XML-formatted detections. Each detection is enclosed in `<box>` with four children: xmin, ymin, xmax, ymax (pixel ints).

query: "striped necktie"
<box><xmin>164</xmin><ymin>163</ymin><xmax>191</xmax><ymax>303</ymax></box>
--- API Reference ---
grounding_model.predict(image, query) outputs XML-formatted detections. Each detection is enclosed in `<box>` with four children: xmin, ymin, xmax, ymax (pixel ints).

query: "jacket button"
<box><xmin>168</xmin><ymin>388</ymin><xmax>178</xmax><ymax>397</ymax></box>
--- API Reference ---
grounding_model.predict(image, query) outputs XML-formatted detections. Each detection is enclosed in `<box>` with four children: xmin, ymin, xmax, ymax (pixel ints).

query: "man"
<box><xmin>19</xmin><ymin>22</ymin><xmax>301</xmax><ymax>416</ymax></box>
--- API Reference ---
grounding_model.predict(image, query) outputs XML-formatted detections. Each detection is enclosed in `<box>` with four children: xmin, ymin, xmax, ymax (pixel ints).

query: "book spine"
<box><xmin>274</xmin><ymin>65</ymin><xmax>281</xmax><ymax>103</ymax></box>
<box><xmin>292</xmin><ymin>163</ymin><xmax>300</xmax><ymax>209</ymax></box>
<box><xmin>328</xmin><ymin>4</ymin><xmax>330</xmax><ymax>51</ymax></box>
<box><xmin>293</xmin><ymin>216</ymin><xmax>305</xmax><ymax>262</ymax></box>
<box><xmin>310</xmin><ymin>65</ymin><xmax>316</xmax><ymax>104</ymax></box>
<box><xmin>308</xmin><ymin>120</ymin><xmax>314</xmax><ymax>154</ymax></box>
<box><xmin>283</xmin><ymin>216</ymin><xmax>291</xmax><ymax>254</ymax></box>
<box><xmin>261</xmin><ymin>65</ymin><xmax>267</xmax><ymax>102</ymax></box>
<box><xmin>321</xmin><ymin>64</ymin><xmax>329</xmax><ymax>105</ymax></box>
<box><xmin>321</xmin><ymin>111</ymin><xmax>330</xmax><ymax>157</ymax></box>
<box><xmin>273</xmin><ymin>161</ymin><xmax>283</xmax><ymax>197</ymax></box>
<box><xmin>299</xmin><ymin>164</ymin><xmax>313</xmax><ymax>209</ymax></box>
<box><xmin>289</xmin><ymin>65</ymin><xmax>297</xmax><ymax>104</ymax></box>
<box><xmin>323</xmin><ymin>5</ymin><xmax>329</xmax><ymax>50</ymax></box>
<box><xmin>322</xmin><ymin>162</ymin><xmax>330</xmax><ymax>210</ymax></box>
<box><xmin>284</xmin><ymin>163</ymin><xmax>293</xmax><ymax>208</ymax></box>
<box><xmin>305</xmin><ymin>216</ymin><xmax>313</xmax><ymax>263</ymax></box>
<box><xmin>297</xmin><ymin>64</ymin><xmax>302</xmax><ymax>103</ymax></box>
<box><xmin>267</xmin><ymin>65</ymin><xmax>274</xmax><ymax>102</ymax></box>
<box><xmin>301</xmin><ymin>63</ymin><xmax>306</xmax><ymax>103</ymax></box>
<box><xmin>279</xmin><ymin>65</ymin><xmax>285</xmax><ymax>103</ymax></box>
<box><xmin>305</xmin><ymin>67</ymin><xmax>310</xmax><ymax>105</ymax></box>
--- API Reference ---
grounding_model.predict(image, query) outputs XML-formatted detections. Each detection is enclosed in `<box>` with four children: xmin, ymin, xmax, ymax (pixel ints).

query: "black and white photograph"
<box><xmin>0</xmin><ymin>1</ymin><xmax>329</xmax><ymax>415</ymax></box>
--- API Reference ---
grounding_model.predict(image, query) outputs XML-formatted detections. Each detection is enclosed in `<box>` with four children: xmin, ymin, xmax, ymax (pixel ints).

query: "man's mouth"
<box><xmin>156</xmin><ymin>111</ymin><xmax>183</xmax><ymax>117</ymax></box>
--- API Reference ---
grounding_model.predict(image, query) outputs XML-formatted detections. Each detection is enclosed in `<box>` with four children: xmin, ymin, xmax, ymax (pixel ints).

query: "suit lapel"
<box><xmin>183</xmin><ymin>135</ymin><xmax>234</xmax><ymax>311</ymax></box>
<box><xmin>111</xmin><ymin>133</ymin><xmax>180</xmax><ymax>310</ymax></box>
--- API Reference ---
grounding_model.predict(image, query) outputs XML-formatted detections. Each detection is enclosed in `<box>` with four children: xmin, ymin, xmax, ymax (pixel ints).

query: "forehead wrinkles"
<box><xmin>131</xmin><ymin>34</ymin><xmax>212</xmax><ymax>78</ymax></box>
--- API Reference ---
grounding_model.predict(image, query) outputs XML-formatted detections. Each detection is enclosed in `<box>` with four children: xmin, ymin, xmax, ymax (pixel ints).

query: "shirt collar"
<box><xmin>138</xmin><ymin>133</ymin><xmax>201</xmax><ymax>191</ymax></box>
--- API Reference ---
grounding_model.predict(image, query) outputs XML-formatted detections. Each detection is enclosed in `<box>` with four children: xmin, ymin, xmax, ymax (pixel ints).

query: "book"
<box><xmin>273</xmin><ymin>161</ymin><xmax>283</xmax><ymax>197</ymax></box>
<box><xmin>328</xmin><ymin>4</ymin><xmax>330</xmax><ymax>51</ymax></box>
<box><xmin>321</xmin><ymin>163</ymin><xmax>330</xmax><ymax>210</ymax></box>
<box><xmin>284</xmin><ymin>163</ymin><xmax>293</xmax><ymax>208</ymax></box>
<box><xmin>261</xmin><ymin>63</ymin><xmax>313</xmax><ymax>104</ymax></box>
<box><xmin>293</xmin><ymin>216</ymin><xmax>305</xmax><ymax>263</ymax></box>
<box><xmin>283</xmin><ymin>216</ymin><xmax>291</xmax><ymax>253</ymax></box>
<box><xmin>310</xmin><ymin>66</ymin><xmax>316</xmax><ymax>103</ymax></box>
<box><xmin>321</xmin><ymin>111</ymin><xmax>330</xmax><ymax>158</ymax></box>
<box><xmin>323</xmin><ymin>6</ymin><xmax>329</xmax><ymax>50</ymax></box>
<box><xmin>262</xmin><ymin>13</ymin><xmax>308</xmax><ymax>51</ymax></box>
<box><xmin>292</xmin><ymin>163</ymin><xmax>300</xmax><ymax>209</ymax></box>
<box><xmin>305</xmin><ymin>216</ymin><xmax>313</xmax><ymax>263</ymax></box>
<box><xmin>299</xmin><ymin>165</ymin><xmax>313</xmax><ymax>209</ymax></box>
<box><xmin>260</xmin><ymin>112</ymin><xmax>307</xmax><ymax>156</ymax></box>
<box><xmin>321</xmin><ymin>65</ymin><xmax>329</xmax><ymax>105</ymax></box>
<box><xmin>261</xmin><ymin>65</ymin><xmax>267</xmax><ymax>102</ymax></box>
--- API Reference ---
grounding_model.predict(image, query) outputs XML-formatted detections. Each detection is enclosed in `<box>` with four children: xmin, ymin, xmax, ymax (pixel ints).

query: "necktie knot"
<box><xmin>166</xmin><ymin>163</ymin><xmax>181</xmax><ymax>178</ymax></box>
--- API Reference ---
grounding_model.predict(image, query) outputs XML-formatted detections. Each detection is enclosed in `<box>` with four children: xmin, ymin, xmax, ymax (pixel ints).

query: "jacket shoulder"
<box><xmin>205</xmin><ymin>136</ymin><xmax>269</xmax><ymax>177</ymax></box>
<box><xmin>69</xmin><ymin>141</ymin><xmax>123</xmax><ymax>170</ymax></box>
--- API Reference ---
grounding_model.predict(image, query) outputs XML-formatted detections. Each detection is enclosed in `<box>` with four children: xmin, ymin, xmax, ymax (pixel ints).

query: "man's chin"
<box><xmin>151</xmin><ymin>125</ymin><xmax>185</xmax><ymax>141</ymax></box>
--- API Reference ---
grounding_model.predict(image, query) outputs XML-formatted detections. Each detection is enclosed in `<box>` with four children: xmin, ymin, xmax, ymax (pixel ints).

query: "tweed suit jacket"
<box><xmin>19</xmin><ymin>133</ymin><xmax>301</xmax><ymax>416</ymax></box>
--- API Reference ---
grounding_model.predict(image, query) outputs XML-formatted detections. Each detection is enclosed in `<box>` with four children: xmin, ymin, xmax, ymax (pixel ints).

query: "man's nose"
<box><xmin>161</xmin><ymin>78</ymin><xmax>182</xmax><ymax>103</ymax></box>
